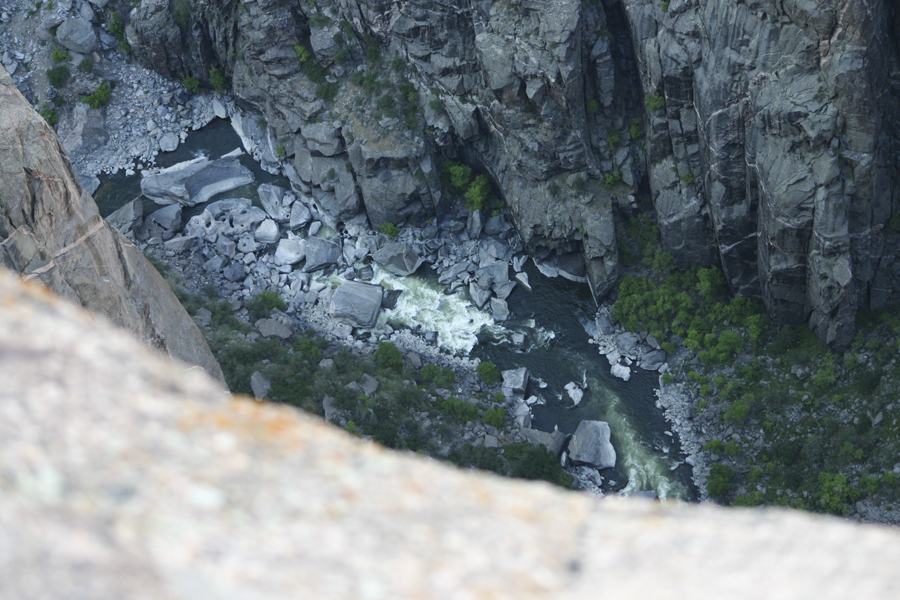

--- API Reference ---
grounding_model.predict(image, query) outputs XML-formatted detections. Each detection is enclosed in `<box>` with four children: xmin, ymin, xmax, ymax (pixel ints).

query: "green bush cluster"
<box><xmin>172</xmin><ymin>0</ymin><xmax>191</xmax><ymax>29</ymax></box>
<box><xmin>82</xmin><ymin>82</ymin><xmax>112</xmax><ymax>108</ymax></box>
<box><xmin>379</xmin><ymin>222</ymin><xmax>400</xmax><ymax>239</ymax></box>
<box><xmin>476</xmin><ymin>361</ymin><xmax>502</xmax><ymax>385</ymax></box>
<box><xmin>209</xmin><ymin>66</ymin><xmax>229</xmax><ymax>92</ymax></box>
<box><xmin>441</xmin><ymin>160</ymin><xmax>496</xmax><ymax>212</ymax></box>
<box><xmin>51</xmin><ymin>48</ymin><xmax>70</xmax><ymax>63</ymax></box>
<box><xmin>39</xmin><ymin>104</ymin><xmax>58</xmax><ymax>127</ymax></box>
<box><xmin>629</xmin><ymin>118</ymin><xmax>642</xmax><ymax>139</ymax></box>
<box><xmin>708</xmin><ymin>464</ymin><xmax>735</xmax><ymax>500</ymax></box>
<box><xmin>482</xmin><ymin>407</ymin><xmax>506</xmax><ymax>428</ymax></box>
<box><xmin>373</xmin><ymin>341</ymin><xmax>403</xmax><ymax>374</ymax></box>
<box><xmin>439</xmin><ymin>396</ymin><xmax>478</xmax><ymax>423</ymax></box>
<box><xmin>645</xmin><ymin>93</ymin><xmax>665</xmax><ymax>111</ymax></box>
<box><xmin>586</xmin><ymin>99</ymin><xmax>599</xmax><ymax>114</ymax></box>
<box><xmin>182</xmin><ymin>75</ymin><xmax>201</xmax><ymax>93</ymax></box>
<box><xmin>245</xmin><ymin>290</ymin><xmax>287</xmax><ymax>321</ymax></box>
<box><xmin>77</xmin><ymin>58</ymin><xmax>94</xmax><ymax>74</ymax></box>
<box><xmin>46</xmin><ymin>65</ymin><xmax>70</xmax><ymax>88</ymax></box>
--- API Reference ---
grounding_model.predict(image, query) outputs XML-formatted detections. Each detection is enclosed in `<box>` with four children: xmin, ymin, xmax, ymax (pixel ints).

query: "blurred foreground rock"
<box><xmin>0</xmin><ymin>65</ymin><xmax>223</xmax><ymax>384</ymax></box>
<box><xmin>1</xmin><ymin>269</ymin><xmax>900</xmax><ymax>599</ymax></box>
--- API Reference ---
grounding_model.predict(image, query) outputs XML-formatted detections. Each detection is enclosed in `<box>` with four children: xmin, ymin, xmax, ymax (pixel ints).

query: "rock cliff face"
<box><xmin>127</xmin><ymin>0</ymin><xmax>900</xmax><ymax>346</ymax></box>
<box><xmin>0</xmin><ymin>65</ymin><xmax>225</xmax><ymax>384</ymax></box>
<box><xmin>3</xmin><ymin>267</ymin><xmax>900</xmax><ymax>598</ymax></box>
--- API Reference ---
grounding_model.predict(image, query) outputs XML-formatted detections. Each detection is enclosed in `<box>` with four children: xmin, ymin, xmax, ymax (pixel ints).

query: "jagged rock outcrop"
<box><xmin>621</xmin><ymin>0</ymin><xmax>900</xmax><ymax>347</ymax></box>
<box><xmin>4</xmin><ymin>267</ymin><xmax>900</xmax><ymax>598</ymax></box>
<box><xmin>126</xmin><ymin>0</ymin><xmax>900</xmax><ymax>346</ymax></box>
<box><xmin>0</xmin><ymin>65</ymin><xmax>224</xmax><ymax>384</ymax></box>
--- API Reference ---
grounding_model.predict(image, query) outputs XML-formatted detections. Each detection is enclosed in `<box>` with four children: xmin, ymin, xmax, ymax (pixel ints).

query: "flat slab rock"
<box><xmin>141</xmin><ymin>157</ymin><xmax>254</xmax><ymax>207</ymax></box>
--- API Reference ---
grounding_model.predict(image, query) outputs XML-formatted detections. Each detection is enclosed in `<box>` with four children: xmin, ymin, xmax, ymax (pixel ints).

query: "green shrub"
<box><xmin>723</xmin><ymin>393</ymin><xmax>754</xmax><ymax>426</ymax></box>
<box><xmin>172</xmin><ymin>0</ymin><xmax>191</xmax><ymax>29</ymax></box>
<box><xmin>505</xmin><ymin>443</ymin><xmax>572</xmax><ymax>488</ymax></box>
<box><xmin>316</xmin><ymin>82</ymin><xmax>338</xmax><ymax>101</ymax></box>
<box><xmin>39</xmin><ymin>105</ymin><xmax>58</xmax><ymax>127</ymax></box>
<box><xmin>732</xmin><ymin>491</ymin><xmax>764</xmax><ymax>506</ymax></box>
<box><xmin>818</xmin><ymin>472</ymin><xmax>862</xmax><ymax>515</ymax></box>
<box><xmin>51</xmin><ymin>48</ymin><xmax>70</xmax><ymax>63</ymax></box>
<box><xmin>391</xmin><ymin>57</ymin><xmax>405</xmax><ymax>72</ymax></box>
<box><xmin>82</xmin><ymin>82</ymin><xmax>111</xmax><ymax>108</ymax></box>
<box><xmin>476</xmin><ymin>361</ymin><xmax>501</xmax><ymax>385</ymax></box>
<box><xmin>379</xmin><ymin>222</ymin><xmax>400</xmax><ymax>239</ymax></box>
<box><xmin>603</xmin><ymin>171</ymin><xmax>622</xmax><ymax>186</ymax></box>
<box><xmin>421</xmin><ymin>364</ymin><xmax>441</xmax><ymax>383</ymax></box>
<box><xmin>182</xmin><ymin>75</ymin><xmax>201</xmax><ymax>93</ymax></box>
<box><xmin>439</xmin><ymin>396</ymin><xmax>478</xmax><ymax>422</ymax></box>
<box><xmin>482</xmin><ymin>407</ymin><xmax>505</xmax><ymax>428</ymax></box>
<box><xmin>644</xmin><ymin>93</ymin><xmax>665</xmax><ymax>111</ymax></box>
<box><xmin>77</xmin><ymin>58</ymin><xmax>94</xmax><ymax>74</ymax></box>
<box><xmin>209</xmin><ymin>66</ymin><xmax>229</xmax><ymax>92</ymax></box>
<box><xmin>708</xmin><ymin>463</ymin><xmax>735</xmax><ymax>500</ymax></box>
<box><xmin>293</xmin><ymin>44</ymin><xmax>311</xmax><ymax>62</ymax></box>
<box><xmin>606</xmin><ymin>130</ymin><xmax>621</xmax><ymax>147</ymax></box>
<box><xmin>629</xmin><ymin>118</ymin><xmax>642</xmax><ymax>139</ymax></box>
<box><xmin>374</xmin><ymin>341</ymin><xmax>403</xmax><ymax>374</ymax></box>
<box><xmin>464</xmin><ymin>174</ymin><xmax>491</xmax><ymax>211</ymax></box>
<box><xmin>245</xmin><ymin>290</ymin><xmax>287</xmax><ymax>321</ymax></box>
<box><xmin>703</xmin><ymin>438</ymin><xmax>725</xmax><ymax>454</ymax></box>
<box><xmin>680</xmin><ymin>173</ymin><xmax>696</xmax><ymax>185</ymax></box>
<box><xmin>586</xmin><ymin>99</ymin><xmax>599</xmax><ymax>114</ymax></box>
<box><xmin>46</xmin><ymin>65</ymin><xmax>69</xmax><ymax>88</ymax></box>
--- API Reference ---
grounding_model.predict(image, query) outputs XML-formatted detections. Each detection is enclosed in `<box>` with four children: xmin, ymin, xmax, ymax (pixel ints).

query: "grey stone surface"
<box><xmin>256</xmin><ymin>318</ymin><xmax>293</xmax><ymax>339</ymax></box>
<box><xmin>330</xmin><ymin>280</ymin><xmax>383</xmax><ymax>328</ymax></box>
<box><xmin>502</xmin><ymin>367</ymin><xmax>529</xmax><ymax>395</ymax></box>
<box><xmin>158</xmin><ymin>131</ymin><xmax>179</xmax><ymax>152</ymax></box>
<box><xmin>146</xmin><ymin>203</ymin><xmax>182</xmax><ymax>231</ymax></box>
<box><xmin>4</xmin><ymin>270</ymin><xmax>900</xmax><ymax>598</ymax></box>
<box><xmin>491</xmin><ymin>297</ymin><xmax>509</xmax><ymax>322</ymax></box>
<box><xmin>303</xmin><ymin>237</ymin><xmax>342</xmax><ymax>272</ymax></box>
<box><xmin>372</xmin><ymin>241</ymin><xmax>424</xmax><ymax>277</ymax></box>
<box><xmin>568</xmin><ymin>421</ymin><xmax>616</xmax><ymax>470</ymax></box>
<box><xmin>274</xmin><ymin>237</ymin><xmax>306</xmax><ymax>265</ymax></box>
<box><xmin>258</xmin><ymin>183</ymin><xmax>291</xmax><ymax>222</ymax></box>
<box><xmin>254</xmin><ymin>218</ymin><xmax>280</xmax><ymax>244</ymax></box>
<box><xmin>56</xmin><ymin>18</ymin><xmax>98</xmax><ymax>54</ymax></box>
<box><xmin>250</xmin><ymin>371</ymin><xmax>271</xmax><ymax>399</ymax></box>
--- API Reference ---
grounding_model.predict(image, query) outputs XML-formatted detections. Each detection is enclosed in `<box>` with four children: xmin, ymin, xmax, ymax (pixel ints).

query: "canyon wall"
<box><xmin>126</xmin><ymin>0</ymin><xmax>900</xmax><ymax>347</ymax></box>
<box><xmin>0</xmin><ymin>65</ymin><xmax>225</xmax><ymax>384</ymax></box>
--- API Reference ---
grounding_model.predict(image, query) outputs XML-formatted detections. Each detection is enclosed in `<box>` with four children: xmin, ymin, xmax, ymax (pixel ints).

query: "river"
<box><xmin>97</xmin><ymin>119</ymin><xmax>695</xmax><ymax>500</ymax></box>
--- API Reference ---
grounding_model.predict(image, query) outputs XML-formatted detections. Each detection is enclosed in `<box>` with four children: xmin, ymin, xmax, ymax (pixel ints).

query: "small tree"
<box><xmin>476</xmin><ymin>361</ymin><xmax>501</xmax><ymax>385</ymax></box>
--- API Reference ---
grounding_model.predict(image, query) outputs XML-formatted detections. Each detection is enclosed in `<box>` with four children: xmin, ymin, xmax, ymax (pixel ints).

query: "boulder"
<box><xmin>254</xmin><ymin>219</ymin><xmax>280</xmax><ymax>244</ymax></box>
<box><xmin>468</xmin><ymin>282</ymin><xmax>492</xmax><ymax>310</ymax></box>
<box><xmin>502</xmin><ymin>367</ymin><xmax>529</xmax><ymax>395</ymax></box>
<box><xmin>330</xmin><ymin>280</ymin><xmax>384</xmax><ymax>328</ymax></box>
<box><xmin>567</xmin><ymin>421</ymin><xmax>616</xmax><ymax>470</ymax></box>
<box><xmin>475</xmin><ymin>260</ymin><xmax>509</xmax><ymax>288</ymax></box>
<box><xmin>564</xmin><ymin>382</ymin><xmax>583</xmax><ymax>405</ymax></box>
<box><xmin>274</xmin><ymin>237</ymin><xmax>306</xmax><ymax>266</ymax></box>
<box><xmin>106</xmin><ymin>198</ymin><xmax>143</xmax><ymax>233</ymax></box>
<box><xmin>258</xmin><ymin>183</ymin><xmax>291</xmax><ymax>222</ymax></box>
<box><xmin>641</xmin><ymin>350</ymin><xmax>667</xmax><ymax>372</ymax></box>
<box><xmin>56</xmin><ymin>18</ymin><xmax>98</xmax><ymax>54</ymax></box>
<box><xmin>141</xmin><ymin>157</ymin><xmax>254</xmax><ymax>207</ymax></box>
<box><xmin>467</xmin><ymin>209</ymin><xmax>483</xmax><ymax>238</ymax></box>
<box><xmin>250</xmin><ymin>371</ymin><xmax>271</xmax><ymax>399</ymax></box>
<box><xmin>372</xmin><ymin>242</ymin><xmax>423</xmax><ymax>277</ymax></box>
<box><xmin>490</xmin><ymin>297</ymin><xmax>509</xmax><ymax>322</ymax></box>
<box><xmin>223</xmin><ymin>263</ymin><xmax>246</xmax><ymax>282</ymax></box>
<box><xmin>359</xmin><ymin>374</ymin><xmax>379</xmax><ymax>397</ymax></box>
<box><xmin>146</xmin><ymin>203</ymin><xmax>182</xmax><ymax>231</ymax></box>
<box><xmin>289</xmin><ymin>200</ymin><xmax>312</xmax><ymax>229</ymax></box>
<box><xmin>158</xmin><ymin>132</ymin><xmax>179</xmax><ymax>152</ymax></box>
<box><xmin>521</xmin><ymin>427</ymin><xmax>569</xmax><ymax>456</ymax></box>
<box><xmin>616</xmin><ymin>332</ymin><xmax>641</xmax><ymax>357</ymax></box>
<box><xmin>163</xmin><ymin>235</ymin><xmax>195</xmax><ymax>253</ymax></box>
<box><xmin>257</xmin><ymin>318</ymin><xmax>293</xmax><ymax>339</ymax></box>
<box><xmin>611</xmin><ymin>363</ymin><xmax>631</xmax><ymax>382</ymax></box>
<box><xmin>303</xmin><ymin>237</ymin><xmax>342</xmax><ymax>272</ymax></box>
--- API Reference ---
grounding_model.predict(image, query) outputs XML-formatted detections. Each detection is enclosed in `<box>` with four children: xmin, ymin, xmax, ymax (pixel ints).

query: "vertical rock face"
<box><xmin>126</xmin><ymin>0</ymin><xmax>900</xmax><ymax>347</ymax></box>
<box><xmin>0</xmin><ymin>66</ymin><xmax>225</xmax><ymax>384</ymax></box>
<box><xmin>621</xmin><ymin>0</ymin><xmax>900</xmax><ymax>347</ymax></box>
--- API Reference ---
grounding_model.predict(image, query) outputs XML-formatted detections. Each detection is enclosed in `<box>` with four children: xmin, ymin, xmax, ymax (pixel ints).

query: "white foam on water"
<box><xmin>371</xmin><ymin>267</ymin><xmax>493</xmax><ymax>355</ymax></box>
<box><xmin>587</xmin><ymin>377</ymin><xmax>688</xmax><ymax>501</ymax></box>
